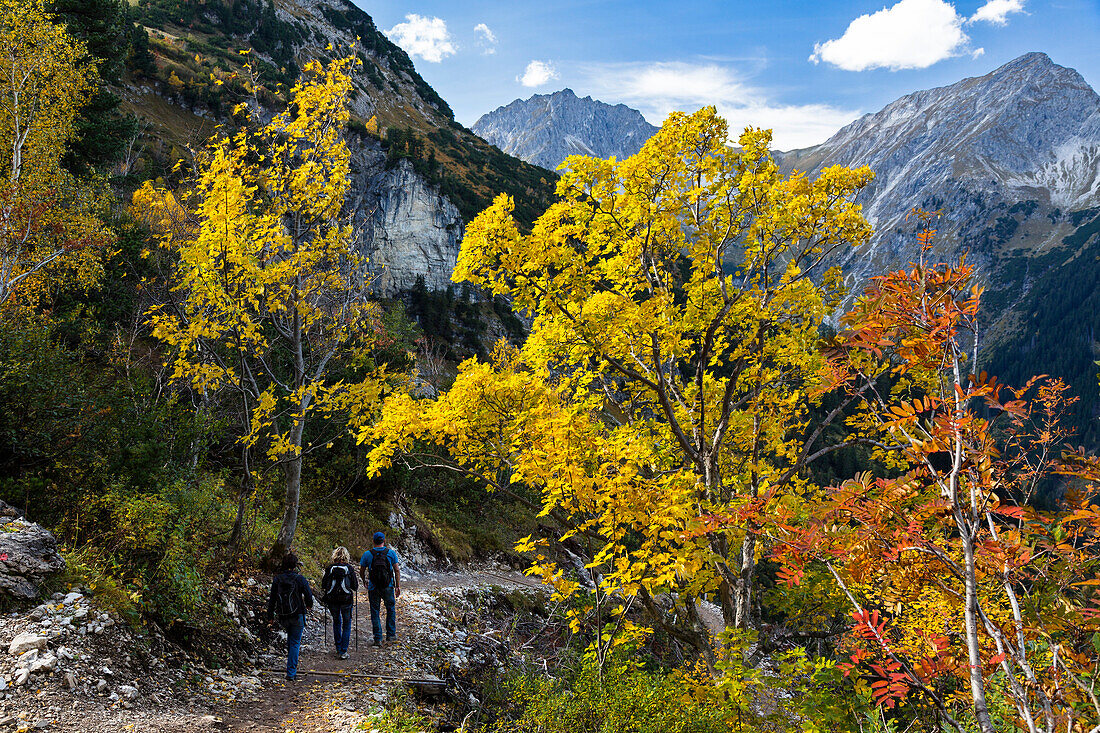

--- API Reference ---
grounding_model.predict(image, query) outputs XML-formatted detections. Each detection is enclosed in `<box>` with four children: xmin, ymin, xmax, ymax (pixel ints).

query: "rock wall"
<box><xmin>347</xmin><ymin>146</ymin><xmax>464</xmax><ymax>296</ymax></box>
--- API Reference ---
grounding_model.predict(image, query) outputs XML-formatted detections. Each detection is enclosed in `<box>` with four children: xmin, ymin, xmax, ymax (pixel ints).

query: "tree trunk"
<box><xmin>269</xmin><ymin>278</ymin><xmax>308</xmax><ymax>565</ymax></box>
<box><xmin>961</xmin><ymin>521</ymin><xmax>996</xmax><ymax>733</ymax></box>
<box><xmin>229</xmin><ymin>488</ymin><xmax>248</xmax><ymax>550</ymax></box>
<box><xmin>229</xmin><ymin>444</ymin><xmax>253</xmax><ymax>550</ymax></box>
<box><xmin>718</xmin><ymin>575</ymin><xmax>736</xmax><ymax>629</ymax></box>
<box><xmin>269</xmin><ymin>453</ymin><xmax>302</xmax><ymax>563</ymax></box>
<box><xmin>734</xmin><ymin>531</ymin><xmax>756</xmax><ymax>629</ymax></box>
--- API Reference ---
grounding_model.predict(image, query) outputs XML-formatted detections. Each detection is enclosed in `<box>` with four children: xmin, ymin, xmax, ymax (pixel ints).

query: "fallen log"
<box><xmin>259</xmin><ymin>668</ymin><xmax>446</xmax><ymax>694</ymax></box>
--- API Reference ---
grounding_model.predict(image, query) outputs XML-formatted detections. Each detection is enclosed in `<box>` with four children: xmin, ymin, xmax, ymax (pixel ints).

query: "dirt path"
<box><xmin>0</xmin><ymin>570</ymin><xmax>736</xmax><ymax>732</ymax></box>
<box><xmin>208</xmin><ymin>571</ymin><xmax>538</xmax><ymax>733</ymax></box>
<box><xmin>0</xmin><ymin>570</ymin><xmax>540</xmax><ymax>733</ymax></box>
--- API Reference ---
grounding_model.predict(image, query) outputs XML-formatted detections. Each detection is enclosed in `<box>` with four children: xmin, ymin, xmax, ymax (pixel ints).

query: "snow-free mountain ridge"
<box><xmin>778</xmin><ymin>52</ymin><xmax>1100</xmax><ymax>293</ymax></box>
<box><xmin>472</xmin><ymin>89</ymin><xmax>658</xmax><ymax>170</ymax></box>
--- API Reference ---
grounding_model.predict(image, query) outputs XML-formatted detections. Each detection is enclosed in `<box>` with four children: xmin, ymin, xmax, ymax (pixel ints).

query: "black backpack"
<box><xmin>272</xmin><ymin>573</ymin><xmax>303</xmax><ymax>618</ymax></box>
<box><xmin>323</xmin><ymin>564</ymin><xmax>353</xmax><ymax>608</ymax></box>
<box><xmin>368</xmin><ymin>547</ymin><xmax>393</xmax><ymax>589</ymax></box>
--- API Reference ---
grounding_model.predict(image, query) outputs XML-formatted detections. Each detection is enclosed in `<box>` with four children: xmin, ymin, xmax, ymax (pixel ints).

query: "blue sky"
<box><xmin>354</xmin><ymin>0</ymin><xmax>1100</xmax><ymax>151</ymax></box>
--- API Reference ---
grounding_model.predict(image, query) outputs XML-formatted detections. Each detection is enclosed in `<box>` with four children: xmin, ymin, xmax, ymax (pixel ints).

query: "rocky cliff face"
<box><xmin>127</xmin><ymin>0</ymin><xmax>554</xmax><ymax>295</ymax></box>
<box><xmin>347</xmin><ymin>150</ymin><xmax>464</xmax><ymax>295</ymax></box>
<box><xmin>472</xmin><ymin>89</ymin><xmax>658</xmax><ymax>170</ymax></box>
<box><xmin>778</xmin><ymin>53</ymin><xmax>1100</xmax><ymax>298</ymax></box>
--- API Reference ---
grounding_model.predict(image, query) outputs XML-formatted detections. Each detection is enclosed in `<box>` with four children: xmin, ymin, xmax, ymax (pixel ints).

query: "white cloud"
<box><xmin>474</xmin><ymin>23</ymin><xmax>497</xmax><ymax>55</ymax></box>
<box><xmin>810</xmin><ymin>0</ymin><xmax>971</xmax><ymax>71</ymax></box>
<box><xmin>518</xmin><ymin>60</ymin><xmax>558</xmax><ymax>88</ymax></box>
<box><xmin>474</xmin><ymin>23</ymin><xmax>496</xmax><ymax>44</ymax></box>
<box><xmin>578</xmin><ymin>61</ymin><xmax>860</xmax><ymax>150</ymax></box>
<box><xmin>385</xmin><ymin>14</ymin><xmax>456</xmax><ymax>63</ymax></box>
<box><xmin>969</xmin><ymin>0</ymin><xmax>1025</xmax><ymax>25</ymax></box>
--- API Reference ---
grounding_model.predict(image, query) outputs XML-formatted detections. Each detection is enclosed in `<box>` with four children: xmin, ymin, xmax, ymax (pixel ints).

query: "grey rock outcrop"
<box><xmin>473</xmin><ymin>89</ymin><xmax>658</xmax><ymax>170</ymax></box>
<box><xmin>0</xmin><ymin>505</ymin><xmax>65</xmax><ymax>601</ymax></box>
<box><xmin>347</xmin><ymin>149</ymin><xmax>464</xmax><ymax>296</ymax></box>
<box><xmin>778</xmin><ymin>52</ymin><xmax>1100</xmax><ymax>299</ymax></box>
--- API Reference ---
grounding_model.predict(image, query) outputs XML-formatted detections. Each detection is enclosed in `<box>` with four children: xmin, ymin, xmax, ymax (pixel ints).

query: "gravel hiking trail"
<box><xmin>187</xmin><ymin>571</ymin><xmax>539</xmax><ymax>733</ymax></box>
<box><xmin>0</xmin><ymin>570</ymin><xmax>540</xmax><ymax>733</ymax></box>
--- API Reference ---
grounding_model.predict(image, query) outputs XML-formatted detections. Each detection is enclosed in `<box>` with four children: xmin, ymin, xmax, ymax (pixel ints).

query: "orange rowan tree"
<box><xmin>771</xmin><ymin>224</ymin><xmax>1100</xmax><ymax>732</ymax></box>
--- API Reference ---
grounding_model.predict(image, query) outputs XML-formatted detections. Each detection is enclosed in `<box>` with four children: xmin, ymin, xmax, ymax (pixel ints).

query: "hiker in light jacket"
<box><xmin>360</xmin><ymin>531</ymin><xmax>400</xmax><ymax>646</ymax></box>
<box><xmin>321</xmin><ymin>546</ymin><xmax>359</xmax><ymax>659</ymax></box>
<box><xmin>267</xmin><ymin>552</ymin><xmax>314</xmax><ymax>681</ymax></box>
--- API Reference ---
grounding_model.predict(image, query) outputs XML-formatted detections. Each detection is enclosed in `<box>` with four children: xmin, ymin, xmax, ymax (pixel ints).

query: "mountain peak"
<box><xmin>999</xmin><ymin>51</ymin><xmax>1054</xmax><ymax>70</ymax></box>
<box><xmin>983</xmin><ymin>51</ymin><xmax>1089</xmax><ymax>89</ymax></box>
<box><xmin>779</xmin><ymin>49</ymin><xmax>1100</xmax><ymax>294</ymax></box>
<box><xmin>473</xmin><ymin>93</ymin><xmax>657</xmax><ymax>170</ymax></box>
<box><xmin>813</xmin><ymin>52</ymin><xmax>1098</xmax><ymax>166</ymax></box>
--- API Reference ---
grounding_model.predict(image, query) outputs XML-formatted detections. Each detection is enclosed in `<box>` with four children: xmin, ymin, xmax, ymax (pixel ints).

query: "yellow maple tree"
<box><xmin>137</xmin><ymin>55</ymin><xmax>393</xmax><ymax>559</ymax></box>
<box><xmin>362</xmin><ymin>107</ymin><xmax>875</xmax><ymax>659</ymax></box>
<box><xmin>0</xmin><ymin>0</ymin><xmax>106</xmax><ymax>313</ymax></box>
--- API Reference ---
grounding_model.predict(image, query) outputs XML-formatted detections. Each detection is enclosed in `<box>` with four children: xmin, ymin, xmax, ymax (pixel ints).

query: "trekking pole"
<box><xmin>354</xmin><ymin>588</ymin><xmax>359</xmax><ymax>652</ymax></box>
<box><xmin>324</xmin><ymin>603</ymin><xmax>328</xmax><ymax>648</ymax></box>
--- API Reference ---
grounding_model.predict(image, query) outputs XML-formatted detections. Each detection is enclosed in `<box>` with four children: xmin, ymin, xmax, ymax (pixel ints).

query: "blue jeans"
<box><xmin>331</xmin><ymin>604</ymin><xmax>353</xmax><ymax>654</ymax></box>
<box><xmin>280</xmin><ymin>613</ymin><xmax>305</xmax><ymax>679</ymax></box>
<box><xmin>369</xmin><ymin>587</ymin><xmax>396</xmax><ymax>642</ymax></box>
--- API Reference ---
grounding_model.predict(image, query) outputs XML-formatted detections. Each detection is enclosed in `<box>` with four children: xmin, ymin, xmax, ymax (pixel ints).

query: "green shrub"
<box><xmin>43</xmin><ymin>547</ymin><xmax>139</xmax><ymax>624</ymax></box>
<box><xmin>492</xmin><ymin>637</ymin><xmax>868</xmax><ymax>733</ymax></box>
<box><xmin>501</xmin><ymin>659</ymin><xmax>737</xmax><ymax>733</ymax></box>
<box><xmin>75</xmin><ymin>474</ymin><xmax>237</xmax><ymax>621</ymax></box>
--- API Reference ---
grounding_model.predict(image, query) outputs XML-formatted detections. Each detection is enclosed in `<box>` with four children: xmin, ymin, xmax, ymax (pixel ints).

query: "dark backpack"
<box><xmin>272</xmin><ymin>573</ymin><xmax>303</xmax><ymax>618</ymax></box>
<box><xmin>368</xmin><ymin>547</ymin><xmax>393</xmax><ymax>589</ymax></box>
<box><xmin>323</xmin><ymin>564</ymin><xmax>354</xmax><ymax>608</ymax></box>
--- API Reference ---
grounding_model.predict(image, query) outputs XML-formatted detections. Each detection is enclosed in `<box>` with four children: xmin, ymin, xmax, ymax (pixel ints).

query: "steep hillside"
<box><xmin>779</xmin><ymin>52</ymin><xmax>1099</xmax><ymax>294</ymax></box>
<box><xmin>472</xmin><ymin>89</ymin><xmax>657</xmax><ymax>170</ymax></box>
<box><xmin>982</xmin><ymin>208</ymin><xmax>1100</xmax><ymax>446</ymax></box>
<box><xmin>121</xmin><ymin>0</ymin><xmax>557</xmax><ymax>292</ymax></box>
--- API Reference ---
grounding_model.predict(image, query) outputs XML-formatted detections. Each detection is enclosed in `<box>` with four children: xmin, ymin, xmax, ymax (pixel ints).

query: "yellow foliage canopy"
<box><xmin>136</xmin><ymin>55</ymin><xmax>393</xmax><ymax>554</ymax></box>
<box><xmin>0</xmin><ymin>0</ymin><xmax>106</xmax><ymax>312</ymax></box>
<box><xmin>362</xmin><ymin>107</ymin><xmax>874</xmax><ymax>640</ymax></box>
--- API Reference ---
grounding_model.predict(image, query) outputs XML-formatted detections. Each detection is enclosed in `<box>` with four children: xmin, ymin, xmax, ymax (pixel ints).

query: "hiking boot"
<box><xmin>372</xmin><ymin>639</ymin><xmax>382</xmax><ymax>647</ymax></box>
<box><xmin>338</xmin><ymin>652</ymin><xmax>349</xmax><ymax>660</ymax></box>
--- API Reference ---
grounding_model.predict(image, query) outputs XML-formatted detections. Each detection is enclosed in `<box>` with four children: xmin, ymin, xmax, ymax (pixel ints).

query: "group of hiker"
<box><xmin>266</xmin><ymin>531</ymin><xmax>402</xmax><ymax>680</ymax></box>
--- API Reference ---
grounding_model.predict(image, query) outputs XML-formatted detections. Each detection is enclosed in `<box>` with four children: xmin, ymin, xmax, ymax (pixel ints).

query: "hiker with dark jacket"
<box><xmin>267</xmin><ymin>552</ymin><xmax>314</xmax><ymax>680</ymax></box>
<box><xmin>321</xmin><ymin>546</ymin><xmax>359</xmax><ymax>659</ymax></box>
<box><xmin>360</xmin><ymin>531</ymin><xmax>400</xmax><ymax>646</ymax></box>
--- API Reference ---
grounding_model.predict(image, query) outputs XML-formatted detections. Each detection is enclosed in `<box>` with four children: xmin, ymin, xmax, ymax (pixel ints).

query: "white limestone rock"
<box><xmin>27</xmin><ymin>653</ymin><xmax>55</xmax><ymax>674</ymax></box>
<box><xmin>8</xmin><ymin>633</ymin><xmax>45</xmax><ymax>656</ymax></box>
<box><xmin>351</xmin><ymin>158</ymin><xmax>464</xmax><ymax>296</ymax></box>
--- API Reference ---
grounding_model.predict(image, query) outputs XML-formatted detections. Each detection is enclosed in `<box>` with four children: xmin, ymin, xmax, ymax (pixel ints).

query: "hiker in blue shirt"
<box><xmin>360</xmin><ymin>531</ymin><xmax>400</xmax><ymax>646</ymax></box>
